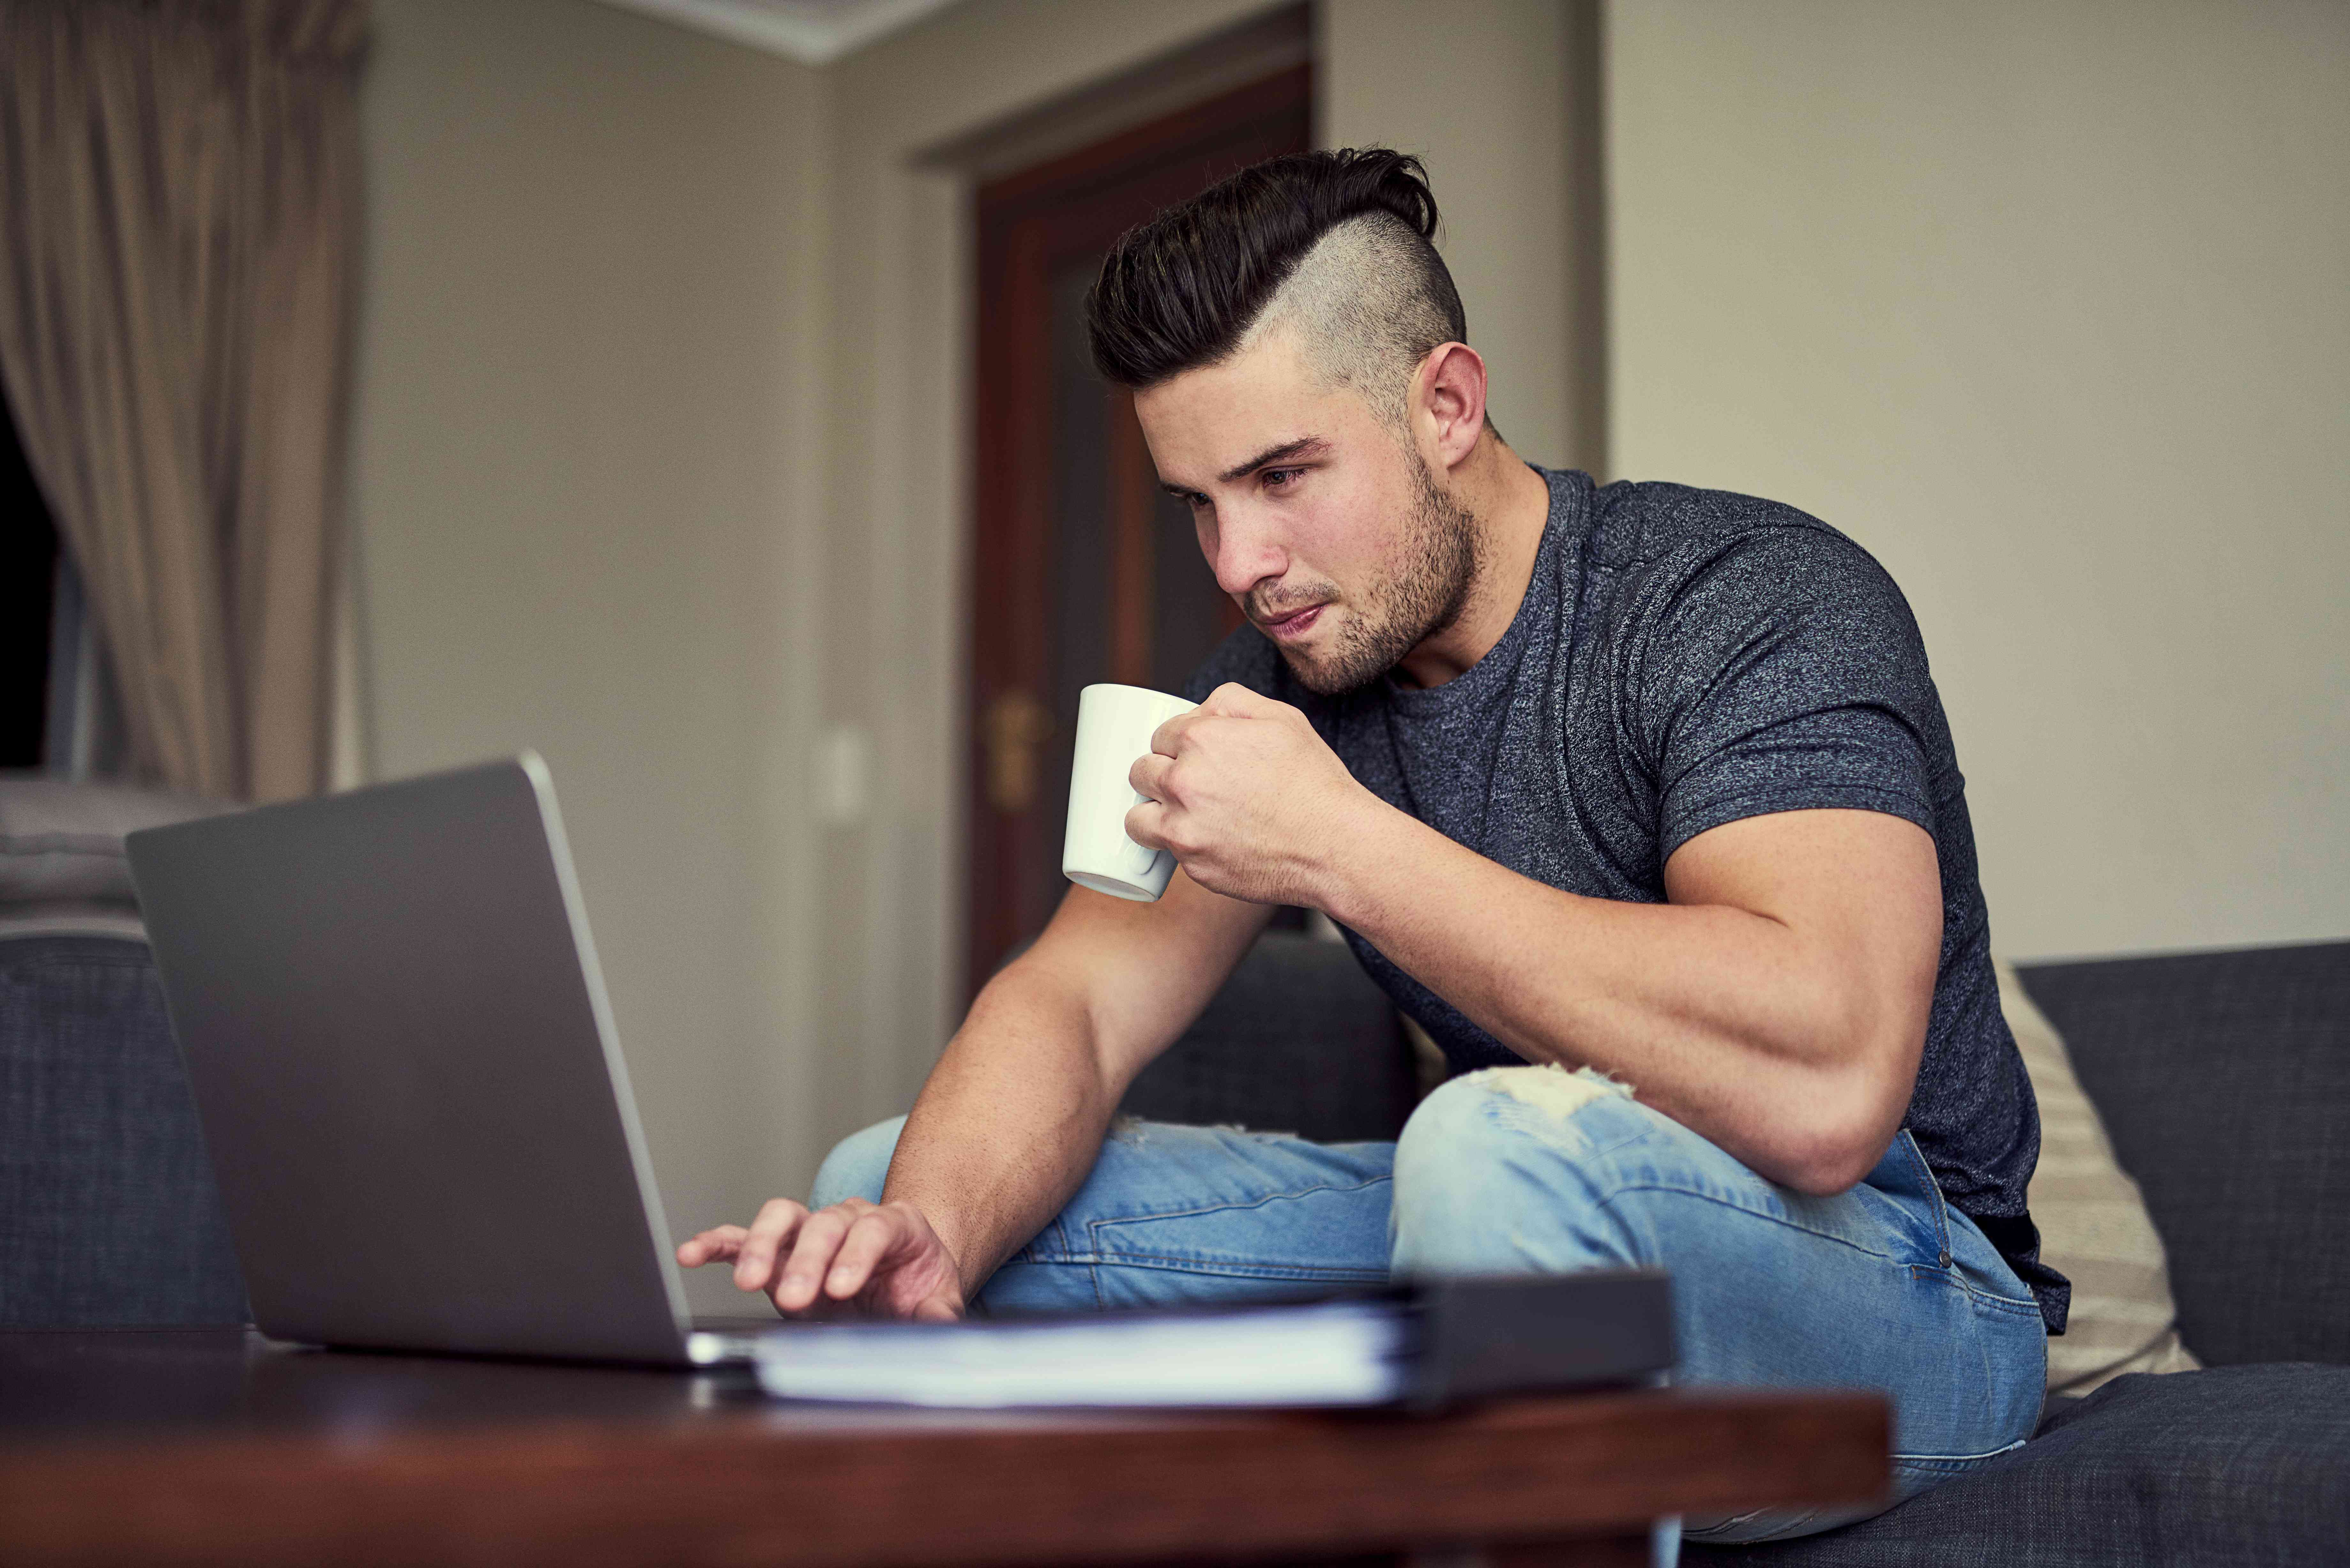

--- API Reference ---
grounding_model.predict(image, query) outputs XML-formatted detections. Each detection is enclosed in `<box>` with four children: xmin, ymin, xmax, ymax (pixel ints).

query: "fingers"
<box><xmin>686</xmin><ymin>1200</ymin><xmax>942</xmax><ymax>1318</ymax></box>
<box><xmin>821</xmin><ymin>1206</ymin><xmax>905</xmax><ymax>1303</ymax></box>
<box><xmin>1148</xmin><ymin>708</ymin><xmax>1195</xmax><ymax>757</ymax></box>
<box><xmin>675</xmin><ymin>1224</ymin><xmax>748</xmax><ymax>1268</ymax></box>
<box><xmin>771</xmin><ymin>1197</ymin><xmax>877</xmax><ymax>1313</ymax></box>
<box><xmin>732</xmin><ymin>1198</ymin><xmax>810</xmax><ymax>1295</ymax></box>
<box><xmin>1128</xmin><ymin>750</ymin><xmax>1175</xmax><ymax>801</ymax></box>
<box><xmin>1148</xmin><ymin>685</ymin><xmax>1294</xmax><ymax>764</ymax></box>
<box><xmin>1125</xmin><ymin>798</ymin><xmax>1168</xmax><ymax>852</ymax></box>
<box><xmin>1204</xmin><ymin>681</ymin><xmax>1273</xmax><ymax>716</ymax></box>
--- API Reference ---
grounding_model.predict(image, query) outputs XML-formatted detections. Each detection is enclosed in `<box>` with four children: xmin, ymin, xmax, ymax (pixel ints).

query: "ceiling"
<box><xmin>590</xmin><ymin>0</ymin><xmax>962</xmax><ymax>65</ymax></box>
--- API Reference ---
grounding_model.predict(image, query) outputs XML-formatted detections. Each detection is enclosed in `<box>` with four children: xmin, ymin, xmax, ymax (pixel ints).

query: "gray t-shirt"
<box><xmin>1184</xmin><ymin>467</ymin><xmax>2066</xmax><ymax>1330</ymax></box>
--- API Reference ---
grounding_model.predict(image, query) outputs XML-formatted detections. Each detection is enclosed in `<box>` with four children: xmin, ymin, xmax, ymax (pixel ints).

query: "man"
<box><xmin>682</xmin><ymin>150</ymin><xmax>2063</xmax><ymax>1541</ymax></box>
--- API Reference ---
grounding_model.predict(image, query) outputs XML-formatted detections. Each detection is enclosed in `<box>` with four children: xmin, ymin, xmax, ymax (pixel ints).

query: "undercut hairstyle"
<box><xmin>1085</xmin><ymin>149</ymin><xmax>1469</xmax><ymax>424</ymax></box>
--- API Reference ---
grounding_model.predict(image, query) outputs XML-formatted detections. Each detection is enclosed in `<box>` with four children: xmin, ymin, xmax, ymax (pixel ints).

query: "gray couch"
<box><xmin>1125</xmin><ymin>931</ymin><xmax>2350</xmax><ymax>1567</ymax></box>
<box><xmin>5</xmin><ymin>796</ymin><xmax>2344</xmax><ymax>1563</ymax></box>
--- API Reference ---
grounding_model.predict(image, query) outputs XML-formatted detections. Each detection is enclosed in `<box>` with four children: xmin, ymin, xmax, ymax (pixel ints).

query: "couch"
<box><xmin>1125</xmin><ymin>931</ymin><xmax>2350</xmax><ymax>1567</ymax></box>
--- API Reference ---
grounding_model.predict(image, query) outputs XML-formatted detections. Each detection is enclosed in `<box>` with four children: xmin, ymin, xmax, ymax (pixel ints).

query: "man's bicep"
<box><xmin>1663</xmin><ymin>808</ymin><xmax>1942</xmax><ymax>1051</ymax></box>
<box><xmin>1017</xmin><ymin>871</ymin><xmax>1274</xmax><ymax>1091</ymax></box>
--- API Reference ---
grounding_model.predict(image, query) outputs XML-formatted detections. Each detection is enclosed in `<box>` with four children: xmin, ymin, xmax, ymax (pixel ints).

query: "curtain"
<box><xmin>0</xmin><ymin>0</ymin><xmax>366</xmax><ymax>801</ymax></box>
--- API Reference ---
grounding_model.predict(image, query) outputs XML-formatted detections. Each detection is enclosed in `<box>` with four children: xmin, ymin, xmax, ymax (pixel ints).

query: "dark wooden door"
<box><xmin>966</xmin><ymin>66</ymin><xmax>1311</xmax><ymax>994</ymax></box>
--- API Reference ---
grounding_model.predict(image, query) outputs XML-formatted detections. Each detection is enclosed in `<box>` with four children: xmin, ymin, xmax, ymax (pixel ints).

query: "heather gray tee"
<box><xmin>1183</xmin><ymin>467</ymin><xmax>2066</xmax><ymax>1329</ymax></box>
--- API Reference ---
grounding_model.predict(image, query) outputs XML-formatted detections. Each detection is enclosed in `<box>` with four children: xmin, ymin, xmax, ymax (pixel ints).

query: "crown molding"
<box><xmin>588</xmin><ymin>0</ymin><xmax>961</xmax><ymax>66</ymax></box>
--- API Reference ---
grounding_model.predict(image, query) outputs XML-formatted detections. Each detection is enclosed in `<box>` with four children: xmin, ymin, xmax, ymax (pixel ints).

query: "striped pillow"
<box><xmin>1997</xmin><ymin>958</ymin><xmax>2201</xmax><ymax>1394</ymax></box>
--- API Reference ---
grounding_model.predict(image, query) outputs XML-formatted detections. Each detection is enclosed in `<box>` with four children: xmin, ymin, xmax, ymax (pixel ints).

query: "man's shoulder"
<box><xmin>1588</xmin><ymin>477</ymin><xmax>1853</xmax><ymax>568</ymax></box>
<box><xmin>1582</xmin><ymin>476</ymin><xmax>1900</xmax><ymax>616</ymax></box>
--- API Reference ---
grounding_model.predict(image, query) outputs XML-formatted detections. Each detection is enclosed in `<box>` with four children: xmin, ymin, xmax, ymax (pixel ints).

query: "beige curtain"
<box><xmin>0</xmin><ymin>0</ymin><xmax>366</xmax><ymax>801</ymax></box>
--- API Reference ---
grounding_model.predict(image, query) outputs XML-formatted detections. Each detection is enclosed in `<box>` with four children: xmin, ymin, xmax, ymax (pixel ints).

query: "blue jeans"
<box><xmin>813</xmin><ymin>1064</ymin><xmax>2048</xmax><ymax>1547</ymax></box>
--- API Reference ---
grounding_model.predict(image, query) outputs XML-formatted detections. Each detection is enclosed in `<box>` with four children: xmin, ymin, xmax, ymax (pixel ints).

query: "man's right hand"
<box><xmin>677</xmin><ymin>1197</ymin><xmax>964</xmax><ymax>1321</ymax></box>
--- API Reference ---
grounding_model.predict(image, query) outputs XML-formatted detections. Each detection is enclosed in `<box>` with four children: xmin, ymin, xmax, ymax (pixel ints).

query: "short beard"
<box><xmin>1279</xmin><ymin>452</ymin><xmax>1479</xmax><ymax>696</ymax></box>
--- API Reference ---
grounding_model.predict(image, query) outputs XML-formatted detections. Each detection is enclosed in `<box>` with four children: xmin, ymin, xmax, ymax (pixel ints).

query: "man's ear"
<box><xmin>1413</xmin><ymin>342</ymin><xmax>1490</xmax><ymax>474</ymax></box>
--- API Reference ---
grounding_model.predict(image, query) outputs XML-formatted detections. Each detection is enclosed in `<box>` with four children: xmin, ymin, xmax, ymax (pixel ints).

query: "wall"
<box><xmin>1321</xmin><ymin>0</ymin><xmax>1589</xmax><ymax>470</ymax></box>
<box><xmin>1606</xmin><ymin>0</ymin><xmax>2350</xmax><ymax>958</ymax></box>
<box><xmin>351</xmin><ymin>0</ymin><xmax>829</xmax><ymax>1309</ymax></box>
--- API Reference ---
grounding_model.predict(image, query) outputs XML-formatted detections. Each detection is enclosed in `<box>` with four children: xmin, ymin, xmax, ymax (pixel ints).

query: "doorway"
<box><xmin>965</xmin><ymin>63</ymin><xmax>1311</xmax><ymax>994</ymax></box>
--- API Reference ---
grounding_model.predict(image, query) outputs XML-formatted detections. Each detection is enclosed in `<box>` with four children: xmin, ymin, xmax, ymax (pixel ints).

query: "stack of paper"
<box><xmin>751</xmin><ymin>1297</ymin><xmax>1410</xmax><ymax>1408</ymax></box>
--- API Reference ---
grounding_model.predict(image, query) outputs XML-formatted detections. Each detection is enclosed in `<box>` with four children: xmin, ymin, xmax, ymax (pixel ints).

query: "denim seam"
<box><xmin>1040</xmin><ymin>1174</ymin><xmax>1395</xmax><ymax>1299</ymax></box>
<box><xmin>1903</xmin><ymin>1262</ymin><xmax>2044</xmax><ymax>1316</ymax></box>
<box><xmin>1076</xmin><ymin>1174</ymin><xmax>1394</xmax><ymax>1234</ymax></box>
<box><xmin>1470</xmin><ymin>1088</ymin><xmax>1920</xmax><ymax>1267</ymax></box>
<box><xmin>1035</xmin><ymin>1253</ymin><xmax>1392</xmax><ymax>1281</ymax></box>
<box><xmin>1591</xmin><ymin>1163</ymin><xmax>2038</xmax><ymax>1308</ymax></box>
<box><xmin>1013</xmin><ymin>1212</ymin><xmax>1074</xmax><ymax>1267</ymax></box>
<box><xmin>1593</xmin><ymin>1180</ymin><xmax>1908</xmax><ymax>1266</ymax></box>
<box><xmin>1896</xmin><ymin>1130</ymin><xmax>1955</xmax><ymax>1262</ymax></box>
<box><xmin>1891</xmin><ymin>1436</ymin><xmax>2029</xmax><ymax>1468</ymax></box>
<box><xmin>1686</xmin><ymin>1504</ymin><xmax>1826</xmax><ymax>1545</ymax></box>
<box><xmin>1889</xmin><ymin>1132</ymin><xmax>2042</xmax><ymax>1314</ymax></box>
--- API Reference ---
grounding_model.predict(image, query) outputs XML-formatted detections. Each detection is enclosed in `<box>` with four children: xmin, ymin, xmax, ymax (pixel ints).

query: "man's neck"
<box><xmin>1393</xmin><ymin>438</ymin><xmax>1554</xmax><ymax>689</ymax></box>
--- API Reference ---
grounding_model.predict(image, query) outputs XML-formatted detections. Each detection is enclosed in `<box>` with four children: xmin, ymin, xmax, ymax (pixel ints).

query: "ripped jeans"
<box><xmin>812</xmin><ymin>1065</ymin><xmax>2048</xmax><ymax>1547</ymax></box>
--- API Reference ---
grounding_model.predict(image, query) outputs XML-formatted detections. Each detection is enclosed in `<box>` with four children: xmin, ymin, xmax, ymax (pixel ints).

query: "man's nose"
<box><xmin>1209</xmin><ymin>508</ymin><xmax>1286</xmax><ymax>599</ymax></box>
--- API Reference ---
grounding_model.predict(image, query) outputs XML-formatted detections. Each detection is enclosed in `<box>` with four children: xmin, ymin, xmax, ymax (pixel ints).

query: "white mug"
<box><xmin>1063</xmin><ymin>683</ymin><xmax>1198</xmax><ymax>901</ymax></box>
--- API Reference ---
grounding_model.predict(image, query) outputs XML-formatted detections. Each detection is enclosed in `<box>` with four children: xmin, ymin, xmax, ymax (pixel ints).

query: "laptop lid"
<box><xmin>126</xmin><ymin>756</ymin><xmax>698</xmax><ymax>1364</ymax></box>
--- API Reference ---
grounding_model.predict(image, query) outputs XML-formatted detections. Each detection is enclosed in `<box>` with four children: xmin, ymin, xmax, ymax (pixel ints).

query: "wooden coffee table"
<box><xmin>0</xmin><ymin>1329</ymin><xmax>1885</xmax><ymax>1567</ymax></box>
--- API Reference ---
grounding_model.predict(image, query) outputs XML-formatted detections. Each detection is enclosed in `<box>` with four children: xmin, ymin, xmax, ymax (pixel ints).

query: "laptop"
<box><xmin>126</xmin><ymin>755</ymin><xmax>775</xmax><ymax>1366</ymax></box>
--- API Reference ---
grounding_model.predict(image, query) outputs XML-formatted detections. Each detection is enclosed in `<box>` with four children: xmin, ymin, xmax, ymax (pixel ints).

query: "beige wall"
<box><xmin>1322</xmin><ymin>0</ymin><xmax>1583</xmax><ymax>469</ymax></box>
<box><xmin>1607</xmin><ymin>0</ymin><xmax>2350</xmax><ymax>959</ymax></box>
<box><xmin>352</xmin><ymin>0</ymin><xmax>829</xmax><ymax>1309</ymax></box>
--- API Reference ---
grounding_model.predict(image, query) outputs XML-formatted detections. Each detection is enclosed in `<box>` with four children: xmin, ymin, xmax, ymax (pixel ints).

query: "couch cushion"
<box><xmin>1997</xmin><ymin>960</ymin><xmax>2197</xmax><ymax>1394</ymax></box>
<box><xmin>0</xmin><ymin>775</ymin><xmax>230</xmax><ymax>910</ymax></box>
<box><xmin>2017</xmin><ymin>943</ymin><xmax>2350</xmax><ymax>1367</ymax></box>
<box><xmin>1118</xmin><ymin>930</ymin><xmax>1417</xmax><ymax>1143</ymax></box>
<box><xmin>1686</xmin><ymin>1364</ymin><xmax>2350</xmax><ymax>1567</ymax></box>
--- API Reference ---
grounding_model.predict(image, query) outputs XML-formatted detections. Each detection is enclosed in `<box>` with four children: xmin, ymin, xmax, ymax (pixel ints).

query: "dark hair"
<box><xmin>1085</xmin><ymin>148</ymin><xmax>1467</xmax><ymax>388</ymax></box>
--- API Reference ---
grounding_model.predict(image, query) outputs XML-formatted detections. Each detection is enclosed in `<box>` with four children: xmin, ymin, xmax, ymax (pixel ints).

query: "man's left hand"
<box><xmin>1126</xmin><ymin>682</ymin><xmax>1383</xmax><ymax>908</ymax></box>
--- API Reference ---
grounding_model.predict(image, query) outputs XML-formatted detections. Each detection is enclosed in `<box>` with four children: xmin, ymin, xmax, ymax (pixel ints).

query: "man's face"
<box><xmin>1133</xmin><ymin>327</ymin><xmax>1476</xmax><ymax>695</ymax></box>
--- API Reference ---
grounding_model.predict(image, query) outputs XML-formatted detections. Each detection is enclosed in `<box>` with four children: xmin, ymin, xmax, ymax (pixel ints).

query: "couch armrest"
<box><xmin>0</xmin><ymin>934</ymin><xmax>249</xmax><ymax>1327</ymax></box>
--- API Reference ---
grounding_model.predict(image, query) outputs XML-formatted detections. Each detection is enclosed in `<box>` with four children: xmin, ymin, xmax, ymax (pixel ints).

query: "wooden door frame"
<box><xmin>966</xmin><ymin>64</ymin><xmax>1311</xmax><ymax>997</ymax></box>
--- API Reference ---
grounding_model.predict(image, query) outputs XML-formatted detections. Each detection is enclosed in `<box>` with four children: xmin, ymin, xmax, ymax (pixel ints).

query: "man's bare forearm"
<box><xmin>1315</xmin><ymin>801</ymin><xmax>1942</xmax><ymax>1195</ymax></box>
<box><xmin>877</xmin><ymin>960</ymin><xmax>1125</xmax><ymax>1302</ymax></box>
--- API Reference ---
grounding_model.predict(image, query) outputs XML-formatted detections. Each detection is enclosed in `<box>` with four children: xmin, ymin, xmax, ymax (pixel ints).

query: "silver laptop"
<box><xmin>126</xmin><ymin>756</ymin><xmax>773</xmax><ymax>1366</ymax></box>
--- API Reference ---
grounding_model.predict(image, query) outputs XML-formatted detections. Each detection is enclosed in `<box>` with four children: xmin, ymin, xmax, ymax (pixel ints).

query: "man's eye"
<box><xmin>1263</xmin><ymin>467</ymin><xmax>1304</xmax><ymax>489</ymax></box>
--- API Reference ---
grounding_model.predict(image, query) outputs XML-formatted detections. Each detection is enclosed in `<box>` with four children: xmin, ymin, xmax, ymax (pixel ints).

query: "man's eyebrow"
<box><xmin>1159</xmin><ymin>435</ymin><xmax>1332</xmax><ymax>499</ymax></box>
<box><xmin>1218</xmin><ymin>435</ymin><xmax>1329</xmax><ymax>485</ymax></box>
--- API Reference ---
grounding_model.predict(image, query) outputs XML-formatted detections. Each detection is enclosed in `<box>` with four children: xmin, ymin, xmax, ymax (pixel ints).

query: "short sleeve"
<box><xmin>1634</xmin><ymin>526</ymin><xmax>1942</xmax><ymax>860</ymax></box>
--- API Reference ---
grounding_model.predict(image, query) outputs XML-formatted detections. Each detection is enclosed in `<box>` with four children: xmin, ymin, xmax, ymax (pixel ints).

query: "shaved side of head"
<box><xmin>1234</xmin><ymin>211</ymin><xmax>1462</xmax><ymax>431</ymax></box>
<box><xmin>1087</xmin><ymin>149</ymin><xmax>1471</xmax><ymax>411</ymax></box>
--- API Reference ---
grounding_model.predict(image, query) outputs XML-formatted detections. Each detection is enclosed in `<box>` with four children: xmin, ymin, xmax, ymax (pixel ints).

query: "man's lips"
<box><xmin>1258</xmin><ymin>603</ymin><xmax>1327</xmax><ymax>640</ymax></box>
